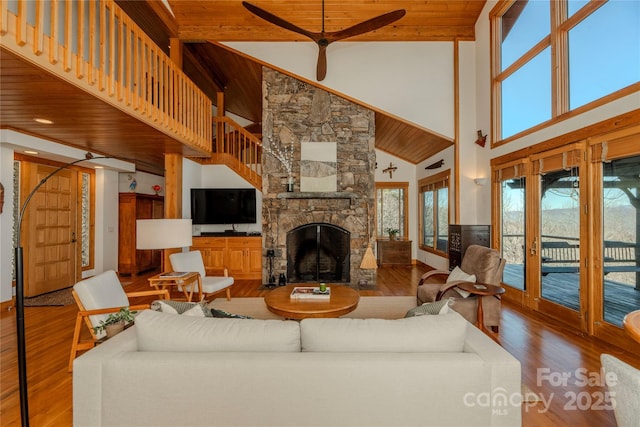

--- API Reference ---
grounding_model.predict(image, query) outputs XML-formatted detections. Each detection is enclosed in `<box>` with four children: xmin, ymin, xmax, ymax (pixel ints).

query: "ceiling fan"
<box><xmin>242</xmin><ymin>1</ymin><xmax>406</xmax><ymax>81</ymax></box>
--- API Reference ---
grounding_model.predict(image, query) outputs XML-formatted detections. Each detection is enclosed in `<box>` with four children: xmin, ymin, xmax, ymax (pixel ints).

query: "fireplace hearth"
<box><xmin>287</xmin><ymin>223</ymin><xmax>350</xmax><ymax>283</ymax></box>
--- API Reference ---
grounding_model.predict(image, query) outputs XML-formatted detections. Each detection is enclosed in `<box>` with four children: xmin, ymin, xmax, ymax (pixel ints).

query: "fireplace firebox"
<box><xmin>286</xmin><ymin>223</ymin><xmax>350</xmax><ymax>283</ymax></box>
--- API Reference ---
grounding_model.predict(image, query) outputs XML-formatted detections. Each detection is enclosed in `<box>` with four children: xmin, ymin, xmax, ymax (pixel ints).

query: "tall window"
<box><xmin>492</xmin><ymin>0</ymin><xmax>640</xmax><ymax>144</ymax></box>
<box><xmin>496</xmin><ymin>160</ymin><xmax>528</xmax><ymax>291</ymax></box>
<box><xmin>376</xmin><ymin>182</ymin><xmax>408</xmax><ymax>239</ymax></box>
<box><xmin>419</xmin><ymin>171</ymin><xmax>449</xmax><ymax>254</ymax></box>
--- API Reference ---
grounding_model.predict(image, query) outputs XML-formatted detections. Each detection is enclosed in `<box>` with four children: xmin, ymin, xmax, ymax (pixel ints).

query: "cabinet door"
<box><xmin>227</xmin><ymin>246</ymin><xmax>247</xmax><ymax>273</ymax></box>
<box><xmin>247</xmin><ymin>247</ymin><xmax>262</xmax><ymax>274</ymax></box>
<box><xmin>191</xmin><ymin>237</ymin><xmax>226</xmax><ymax>274</ymax></box>
<box><xmin>203</xmin><ymin>247</ymin><xmax>226</xmax><ymax>273</ymax></box>
<box><xmin>226</xmin><ymin>237</ymin><xmax>262</xmax><ymax>278</ymax></box>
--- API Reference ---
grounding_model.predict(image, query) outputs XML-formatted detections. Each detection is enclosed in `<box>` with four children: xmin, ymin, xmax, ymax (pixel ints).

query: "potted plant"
<box><xmin>93</xmin><ymin>307</ymin><xmax>135</xmax><ymax>338</ymax></box>
<box><xmin>386</xmin><ymin>228</ymin><xmax>400</xmax><ymax>240</ymax></box>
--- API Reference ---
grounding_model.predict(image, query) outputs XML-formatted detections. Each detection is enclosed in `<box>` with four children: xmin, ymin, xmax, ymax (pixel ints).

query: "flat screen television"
<box><xmin>191</xmin><ymin>188</ymin><xmax>257</xmax><ymax>225</ymax></box>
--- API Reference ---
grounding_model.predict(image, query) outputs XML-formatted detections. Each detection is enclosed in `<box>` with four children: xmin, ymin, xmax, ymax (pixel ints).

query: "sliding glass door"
<box><xmin>601</xmin><ymin>155</ymin><xmax>640</xmax><ymax>326</ymax></box>
<box><xmin>494</xmin><ymin>126</ymin><xmax>640</xmax><ymax>347</ymax></box>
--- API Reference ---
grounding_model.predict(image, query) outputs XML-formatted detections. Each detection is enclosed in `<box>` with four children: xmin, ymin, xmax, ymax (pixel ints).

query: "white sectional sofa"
<box><xmin>73</xmin><ymin>309</ymin><xmax>521</xmax><ymax>426</ymax></box>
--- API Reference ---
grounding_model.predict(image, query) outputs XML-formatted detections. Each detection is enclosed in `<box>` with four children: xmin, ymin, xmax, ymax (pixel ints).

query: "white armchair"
<box><xmin>169</xmin><ymin>250</ymin><xmax>234</xmax><ymax>302</ymax></box>
<box><xmin>600</xmin><ymin>354</ymin><xmax>640</xmax><ymax>427</ymax></box>
<box><xmin>70</xmin><ymin>270</ymin><xmax>168</xmax><ymax>371</ymax></box>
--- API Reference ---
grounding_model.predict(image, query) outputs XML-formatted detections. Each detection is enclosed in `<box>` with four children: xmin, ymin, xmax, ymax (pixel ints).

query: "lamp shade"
<box><xmin>136</xmin><ymin>219</ymin><xmax>193</xmax><ymax>249</ymax></box>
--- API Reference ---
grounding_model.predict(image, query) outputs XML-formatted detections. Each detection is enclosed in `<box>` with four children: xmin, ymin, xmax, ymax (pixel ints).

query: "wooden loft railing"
<box><xmin>0</xmin><ymin>0</ymin><xmax>211</xmax><ymax>152</ymax></box>
<box><xmin>195</xmin><ymin>116</ymin><xmax>263</xmax><ymax>189</ymax></box>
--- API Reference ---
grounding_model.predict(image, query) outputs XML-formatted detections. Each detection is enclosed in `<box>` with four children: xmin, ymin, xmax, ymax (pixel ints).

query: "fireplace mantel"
<box><xmin>276</xmin><ymin>192</ymin><xmax>358</xmax><ymax>200</ymax></box>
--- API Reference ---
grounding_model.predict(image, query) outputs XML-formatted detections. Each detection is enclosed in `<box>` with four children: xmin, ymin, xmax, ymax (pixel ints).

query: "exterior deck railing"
<box><xmin>502</xmin><ymin>233</ymin><xmax>639</xmax><ymax>276</ymax></box>
<box><xmin>1</xmin><ymin>0</ymin><xmax>211</xmax><ymax>152</ymax></box>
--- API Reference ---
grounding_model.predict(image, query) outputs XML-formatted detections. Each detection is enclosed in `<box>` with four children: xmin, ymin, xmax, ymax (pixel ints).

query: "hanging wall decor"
<box><xmin>300</xmin><ymin>142</ymin><xmax>337</xmax><ymax>192</ymax></box>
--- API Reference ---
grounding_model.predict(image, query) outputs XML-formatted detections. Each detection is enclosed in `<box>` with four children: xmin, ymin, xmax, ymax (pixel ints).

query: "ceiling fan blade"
<box><xmin>327</xmin><ymin>9</ymin><xmax>406</xmax><ymax>43</ymax></box>
<box><xmin>242</xmin><ymin>1</ymin><xmax>317</xmax><ymax>41</ymax></box>
<box><xmin>316</xmin><ymin>44</ymin><xmax>328</xmax><ymax>81</ymax></box>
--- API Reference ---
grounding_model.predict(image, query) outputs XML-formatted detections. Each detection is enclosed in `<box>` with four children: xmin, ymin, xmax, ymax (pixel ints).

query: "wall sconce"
<box><xmin>474</xmin><ymin>178</ymin><xmax>487</xmax><ymax>186</ymax></box>
<box><xmin>475</xmin><ymin>130</ymin><xmax>487</xmax><ymax>147</ymax></box>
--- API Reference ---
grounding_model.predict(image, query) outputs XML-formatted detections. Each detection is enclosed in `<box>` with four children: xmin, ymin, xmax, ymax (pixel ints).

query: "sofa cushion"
<box><xmin>135</xmin><ymin>309</ymin><xmax>301</xmax><ymax>352</ymax></box>
<box><xmin>150</xmin><ymin>300</ymin><xmax>212</xmax><ymax>317</ymax></box>
<box><xmin>447</xmin><ymin>266</ymin><xmax>476</xmax><ymax>298</ymax></box>
<box><xmin>404</xmin><ymin>298</ymin><xmax>453</xmax><ymax>317</ymax></box>
<box><xmin>300</xmin><ymin>311</ymin><xmax>468</xmax><ymax>353</ymax></box>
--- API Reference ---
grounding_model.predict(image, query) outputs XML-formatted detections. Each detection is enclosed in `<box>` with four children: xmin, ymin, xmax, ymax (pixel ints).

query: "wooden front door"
<box><xmin>21</xmin><ymin>162</ymin><xmax>78</xmax><ymax>297</ymax></box>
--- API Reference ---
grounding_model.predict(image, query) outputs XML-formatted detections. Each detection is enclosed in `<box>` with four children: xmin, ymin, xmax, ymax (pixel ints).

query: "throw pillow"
<box><xmin>151</xmin><ymin>300</ymin><xmax>213</xmax><ymax>317</ymax></box>
<box><xmin>446</xmin><ymin>266</ymin><xmax>476</xmax><ymax>298</ymax></box>
<box><xmin>210</xmin><ymin>308</ymin><xmax>253</xmax><ymax>319</ymax></box>
<box><xmin>404</xmin><ymin>298</ymin><xmax>453</xmax><ymax>317</ymax></box>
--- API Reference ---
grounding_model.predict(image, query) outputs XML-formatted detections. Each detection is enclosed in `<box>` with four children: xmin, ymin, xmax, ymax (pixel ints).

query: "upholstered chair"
<box><xmin>169</xmin><ymin>250</ymin><xmax>234</xmax><ymax>301</ymax></box>
<box><xmin>417</xmin><ymin>245</ymin><xmax>506</xmax><ymax>330</ymax></box>
<box><xmin>600</xmin><ymin>354</ymin><xmax>640</xmax><ymax>427</ymax></box>
<box><xmin>70</xmin><ymin>270</ymin><xmax>169</xmax><ymax>371</ymax></box>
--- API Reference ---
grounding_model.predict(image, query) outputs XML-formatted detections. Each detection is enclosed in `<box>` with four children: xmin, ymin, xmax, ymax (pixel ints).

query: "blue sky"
<box><xmin>501</xmin><ymin>0</ymin><xmax>640</xmax><ymax>139</ymax></box>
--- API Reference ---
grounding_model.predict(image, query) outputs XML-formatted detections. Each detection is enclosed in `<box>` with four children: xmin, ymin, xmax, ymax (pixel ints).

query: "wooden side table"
<box><xmin>455</xmin><ymin>282</ymin><xmax>505</xmax><ymax>341</ymax></box>
<box><xmin>148</xmin><ymin>272</ymin><xmax>202</xmax><ymax>302</ymax></box>
<box><xmin>376</xmin><ymin>239</ymin><xmax>412</xmax><ymax>266</ymax></box>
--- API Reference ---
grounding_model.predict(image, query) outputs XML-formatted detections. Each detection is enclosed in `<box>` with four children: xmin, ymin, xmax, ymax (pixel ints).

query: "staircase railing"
<box><xmin>1</xmin><ymin>0</ymin><xmax>211</xmax><ymax>152</ymax></box>
<box><xmin>209</xmin><ymin>116</ymin><xmax>262</xmax><ymax>188</ymax></box>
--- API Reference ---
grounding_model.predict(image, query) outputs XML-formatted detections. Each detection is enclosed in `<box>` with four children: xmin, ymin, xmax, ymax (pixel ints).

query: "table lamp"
<box><xmin>136</xmin><ymin>219</ymin><xmax>193</xmax><ymax>269</ymax></box>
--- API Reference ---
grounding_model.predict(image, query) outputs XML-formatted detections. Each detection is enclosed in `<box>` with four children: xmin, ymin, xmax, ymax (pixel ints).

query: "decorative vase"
<box><xmin>389</xmin><ymin>233</ymin><xmax>397</xmax><ymax>241</ymax></box>
<box><xmin>105</xmin><ymin>321</ymin><xmax>125</xmax><ymax>338</ymax></box>
<box><xmin>286</xmin><ymin>175</ymin><xmax>295</xmax><ymax>192</ymax></box>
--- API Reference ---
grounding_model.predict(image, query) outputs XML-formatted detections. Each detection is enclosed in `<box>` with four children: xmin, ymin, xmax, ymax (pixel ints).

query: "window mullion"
<box><xmin>551</xmin><ymin>0</ymin><xmax>569</xmax><ymax>118</ymax></box>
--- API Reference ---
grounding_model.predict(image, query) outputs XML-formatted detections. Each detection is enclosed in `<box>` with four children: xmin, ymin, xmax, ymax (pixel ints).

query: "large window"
<box><xmin>376</xmin><ymin>182</ymin><xmax>408</xmax><ymax>239</ymax></box>
<box><xmin>419</xmin><ymin>171</ymin><xmax>449</xmax><ymax>254</ymax></box>
<box><xmin>492</xmin><ymin>0</ymin><xmax>640</xmax><ymax>144</ymax></box>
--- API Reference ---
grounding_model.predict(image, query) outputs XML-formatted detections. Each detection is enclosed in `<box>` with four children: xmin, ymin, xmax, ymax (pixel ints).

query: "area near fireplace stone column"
<box><xmin>261</xmin><ymin>68</ymin><xmax>376</xmax><ymax>287</ymax></box>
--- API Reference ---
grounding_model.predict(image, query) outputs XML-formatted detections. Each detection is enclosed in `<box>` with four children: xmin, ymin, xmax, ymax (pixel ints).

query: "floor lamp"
<box><xmin>136</xmin><ymin>219</ymin><xmax>193</xmax><ymax>271</ymax></box>
<box><xmin>14</xmin><ymin>153</ymin><xmax>108</xmax><ymax>427</ymax></box>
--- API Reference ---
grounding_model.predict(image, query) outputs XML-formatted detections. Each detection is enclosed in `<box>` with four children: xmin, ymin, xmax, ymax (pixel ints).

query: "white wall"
<box><xmin>374</xmin><ymin>150</ymin><xmax>417</xmax><ymax>258</ymax></box>
<box><xmin>0</xmin><ymin>143</ymin><xmax>16</xmax><ymax>303</ymax></box>
<box><xmin>224</xmin><ymin>41</ymin><xmax>456</xmax><ymax>138</ymax></box>
<box><xmin>118</xmin><ymin>171</ymin><xmax>164</xmax><ymax>195</ymax></box>
<box><xmin>183</xmin><ymin>161</ymin><xmax>263</xmax><ymax>236</ymax></box>
<box><xmin>94</xmin><ymin>169</ymin><xmax>119</xmax><ymax>274</ymax></box>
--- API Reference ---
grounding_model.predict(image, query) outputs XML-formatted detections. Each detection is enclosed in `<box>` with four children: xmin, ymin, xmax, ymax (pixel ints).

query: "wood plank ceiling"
<box><xmin>1</xmin><ymin>1</ymin><xmax>485</xmax><ymax>174</ymax></box>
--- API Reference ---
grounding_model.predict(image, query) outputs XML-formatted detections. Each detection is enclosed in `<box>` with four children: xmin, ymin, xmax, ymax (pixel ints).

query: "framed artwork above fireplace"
<box><xmin>300</xmin><ymin>142</ymin><xmax>337</xmax><ymax>192</ymax></box>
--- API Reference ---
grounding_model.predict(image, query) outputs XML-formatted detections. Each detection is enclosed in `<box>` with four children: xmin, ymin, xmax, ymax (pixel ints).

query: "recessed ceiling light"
<box><xmin>94</xmin><ymin>166</ymin><xmax>103</xmax><ymax>169</ymax></box>
<box><xmin>24</xmin><ymin>150</ymin><xmax>39</xmax><ymax>155</ymax></box>
<box><xmin>34</xmin><ymin>118</ymin><xmax>53</xmax><ymax>124</ymax></box>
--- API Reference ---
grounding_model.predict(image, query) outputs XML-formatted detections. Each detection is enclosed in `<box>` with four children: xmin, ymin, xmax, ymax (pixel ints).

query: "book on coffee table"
<box><xmin>159</xmin><ymin>271</ymin><xmax>190</xmax><ymax>278</ymax></box>
<box><xmin>290</xmin><ymin>286</ymin><xmax>331</xmax><ymax>300</ymax></box>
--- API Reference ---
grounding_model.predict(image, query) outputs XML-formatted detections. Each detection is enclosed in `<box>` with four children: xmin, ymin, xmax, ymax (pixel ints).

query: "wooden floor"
<box><xmin>2</xmin><ymin>264</ymin><xmax>640</xmax><ymax>426</ymax></box>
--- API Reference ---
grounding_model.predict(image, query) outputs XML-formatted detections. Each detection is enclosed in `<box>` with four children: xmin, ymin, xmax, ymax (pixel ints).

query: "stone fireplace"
<box><xmin>261</xmin><ymin>68</ymin><xmax>376</xmax><ymax>287</ymax></box>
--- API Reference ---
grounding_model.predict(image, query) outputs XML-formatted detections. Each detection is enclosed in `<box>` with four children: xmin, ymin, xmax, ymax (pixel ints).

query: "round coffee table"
<box><xmin>264</xmin><ymin>285</ymin><xmax>360</xmax><ymax>319</ymax></box>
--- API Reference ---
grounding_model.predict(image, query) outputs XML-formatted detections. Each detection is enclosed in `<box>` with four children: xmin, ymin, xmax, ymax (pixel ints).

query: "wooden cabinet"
<box><xmin>192</xmin><ymin>236</ymin><xmax>262</xmax><ymax>279</ymax></box>
<box><xmin>376</xmin><ymin>239</ymin><xmax>412</xmax><ymax>266</ymax></box>
<box><xmin>118</xmin><ymin>193</ymin><xmax>164</xmax><ymax>275</ymax></box>
<box><xmin>448</xmin><ymin>224</ymin><xmax>491</xmax><ymax>271</ymax></box>
<box><xmin>193</xmin><ymin>238</ymin><xmax>226</xmax><ymax>272</ymax></box>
